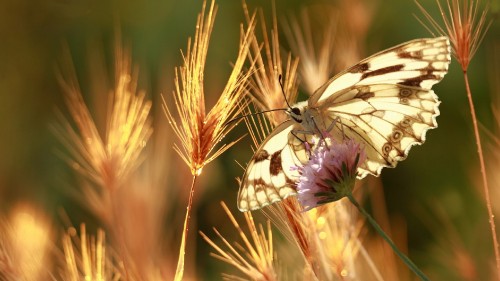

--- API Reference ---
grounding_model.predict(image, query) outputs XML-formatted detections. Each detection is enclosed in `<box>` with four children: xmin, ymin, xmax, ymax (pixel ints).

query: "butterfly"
<box><xmin>238</xmin><ymin>37</ymin><xmax>451</xmax><ymax>212</ymax></box>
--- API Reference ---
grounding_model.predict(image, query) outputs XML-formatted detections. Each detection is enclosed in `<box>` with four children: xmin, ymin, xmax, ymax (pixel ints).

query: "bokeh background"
<box><xmin>0</xmin><ymin>0</ymin><xmax>499</xmax><ymax>279</ymax></box>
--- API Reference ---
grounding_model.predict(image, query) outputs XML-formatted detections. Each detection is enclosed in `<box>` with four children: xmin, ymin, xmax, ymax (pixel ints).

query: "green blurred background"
<box><xmin>0</xmin><ymin>0</ymin><xmax>499</xmax><ymax>279</ymax></box>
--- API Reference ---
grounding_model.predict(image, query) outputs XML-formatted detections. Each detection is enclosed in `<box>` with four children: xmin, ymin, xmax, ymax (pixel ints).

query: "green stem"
<box><xmin>346</xmin><ymin>193</ymin><xmax>430</xmax><ymax>281</ymax></box>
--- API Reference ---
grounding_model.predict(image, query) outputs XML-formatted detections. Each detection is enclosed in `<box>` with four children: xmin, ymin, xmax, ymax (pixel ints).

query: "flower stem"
<box><xmin>174</xmin><ymin>175</ymin><xmax>198</xmax><ymax>281</ymax></box>
<box><xmin>463</xmin><ymin>71</ymin><xmax>500</xmax><ymax>279</ymax></box>
<box><xmin>346</xmin><ymin>193</ymin><xmax>430</xmax><ymax>281</ymax></box>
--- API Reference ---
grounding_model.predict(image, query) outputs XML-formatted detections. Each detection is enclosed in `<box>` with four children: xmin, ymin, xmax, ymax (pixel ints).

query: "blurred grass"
<box><xmin>0</xmin><ymin>0</ymin><xmax>499</xmax><ymax>279</ymax></box>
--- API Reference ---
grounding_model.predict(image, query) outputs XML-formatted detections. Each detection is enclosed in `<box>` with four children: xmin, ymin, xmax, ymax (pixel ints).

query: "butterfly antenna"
<box><xmin>278</xmin><ymin>74</ymin><xmax>293</xmax><ymax>109</ymax></box>
<box><xmin>224</xmin><ymin>74</ymin><xmax>291</xmax><ymax>127</ymax></box>
<box><xmin>224</xmin><ymin>108</ymin><xmax>288</xmax><ymax>126</ymax></box>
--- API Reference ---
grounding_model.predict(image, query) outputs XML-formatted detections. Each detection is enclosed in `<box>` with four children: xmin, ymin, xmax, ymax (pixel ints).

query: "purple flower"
<box><xmin>297</xmin><ymin>138</ymin><xmax>366</xmax><ymax>211</ymax></box>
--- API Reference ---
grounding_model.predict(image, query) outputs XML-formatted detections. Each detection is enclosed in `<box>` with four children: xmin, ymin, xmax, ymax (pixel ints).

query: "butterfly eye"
<box><xmin>289</xmin><ymin>107</ymin><xmax>303</xmax><ymax>123</ymax></box>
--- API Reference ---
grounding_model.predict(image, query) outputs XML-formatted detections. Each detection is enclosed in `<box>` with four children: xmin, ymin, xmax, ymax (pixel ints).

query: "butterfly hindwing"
<box><xmin>319</xmin><ymin>83</ymin><xmax>441</xmax><ymax>178</ymax></box>
<box><xmin>238</xmin><ymin>121</ymin><xmax>304</xmax><ymax>211</ymax></box>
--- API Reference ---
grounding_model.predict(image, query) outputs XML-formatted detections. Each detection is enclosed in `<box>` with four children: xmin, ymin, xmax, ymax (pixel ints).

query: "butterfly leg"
<box><xmin>306</xmin><ymin>115</ymin><xmax>333</xmax><ymax>147</ymax></box>
<box><xmin>290</xmin><ymin>129</ymin><xmax>316</xmax><ymax>158</ymax></box>
<box><xmin>310</xmin><ymin>116</ymin><xmax>324</xmax><ymax>138</ymax></box>
<box><xmin>325</xmin><ymin>116</ymin><xmax>340</xmax><ymax>134</ymax></box>
<box><xmin>290</xmin><ymin>130</ymin><xmax>306</xmax><ymax>143</ymax></box>
<box><xmin>323</xmin><ymin>116</ymin><xmax>349</xmax><ymax>142</ymax></box>
<box><xmin>338</xmin><ymin>118</ymin><xmax>347</xmax><ymax>140</ymax></box>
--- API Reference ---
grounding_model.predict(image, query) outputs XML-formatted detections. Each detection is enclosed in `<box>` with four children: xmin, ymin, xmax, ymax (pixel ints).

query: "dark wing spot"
<box><xmin>390</xmin><ymin>129</ymin><xmax>403</xmax><ymax>142</ymax></box>
<box><xmin>382</xmin><ymin>143</ymin><xmax>392</xmax><ymax>157</ymax></box>
<box><xmin>397</xmin><ymin>51</ymin><xmax>413</xmax><ymax>59</ymax></box>
<box><xmin>398</xmin><ymin>50</ymin><xmax>423</xmax><ymax>59</ymax></box>
<box><xmin>400</xmin><ymin>117</ymin><xmax>412</xmax><ymax>127</ymax></box>
<box><xmin>354</xmin><ymin>86</ymin><xmax>375</xmax><ymax>101</ymax></box>
<box><xmin>361</xmin><ymin>64</ymin><xmax>405</xmax><ymax>79</ymax></box>
<box><xmin>423</xmin><ymin>65</ymin><xmax>437</xmax><ymax>75</ymax></box>
<box><xmin>254</xmin><ymin>183</ymin><xmax>266</xmax><ymax>195</ymax></box>
<box><xmin>286</xmin><ymin>177</ymin><xmax>298</xmax><ymax>190</ymax></box>
<box><xmin>400</xmin><ymin>98</ymin><xmax>409</xmax><ymax>105</ymax></box>
<box><xmin>399</xmin><ymin>88</ymin><xmax>413</xmax><ymax>97</ymax></box>
<box><xmin>398</xmin><ymin>74</ymin><xmax>438</xmax><ymax>87</ymax></box>
<box><xmin>269</xmin><ymin>151</ymin><xmax>283</xmax><ymax>176</ymax></box>
<box><xmin>398</xmin><ymin>117</ymin><xmax>417</xmax><ymax>136</ymax></box>
<box><xmin>253</xmin><ymin>150</ymin><xmax>270</xmax><ymax>162</ymax></box>
<box><xmin>254</xmin><ymin>178</ymin><xmax>267</xmax><ymax>187</ymax></box>
<box><xmin>348</xmin><ymin>62</ymin><xmax>370</xmax><ymax>73</ymax></box>
<box><xmin>355</xmin><ymin>91</ymin><xmax>375</xmax><ymax>101</ymax></box>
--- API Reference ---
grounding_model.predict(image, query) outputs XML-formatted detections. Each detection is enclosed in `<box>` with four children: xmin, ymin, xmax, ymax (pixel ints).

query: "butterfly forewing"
<box><xmin>309</xmin><ymin>37</ymin><xmax>450</xmax><ymax>105</ymax></box>
<box><xmin>238</xmin><ymin>37</ymin><xmax>451</xmax><ymax>212</ymax></box>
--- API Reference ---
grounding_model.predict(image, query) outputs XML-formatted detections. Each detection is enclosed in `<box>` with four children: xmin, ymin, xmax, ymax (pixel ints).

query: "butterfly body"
<box><xmin>287</xmin><ymin>102</ymin><xmax>326</xmax><ymax>133</ymax></box>
<box><xmin>239</xmin><ymin>37</ymin><xmax>451</xmax><ymax>212</ymax></box>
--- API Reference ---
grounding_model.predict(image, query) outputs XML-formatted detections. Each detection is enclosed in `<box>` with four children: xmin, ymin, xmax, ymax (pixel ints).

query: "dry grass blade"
<box><xmin>54</xmin><ymin>42</ymin><xmax>153</xmax><ymax>192</ymax></box>
<box><xmin>240</xmin><ymin>103</ymin><xmax>273</xmax><ymax>153</ymax></box>
<box><xmin>243</xmin><ymin>0</ymin><xmax>299</xmax><ymax>126</ymax></box>
<box><xmin>263</xmin><ymin>198</ymin><xmax>382</xmax><ymax>280</ymax></box>
<box><xmin>309</xmin><ymin>200</ymin><xmax>386</xmax><ymax>280</ymax></box>
<box><xmin>200</xmin><ymin>202</ymin><xmax>277</xmax><ymax>281</ymax></box>
<box><xmin>163</xmin><ymin>1</ymin><xmax>257</xmax><ymax>280</ymax></box>
<box><xmin>281</xmin><ymin>5</ymin><xmax>339</xmax><ymax>95</ymax></box>
<box><xmin>415</xmin><ymin>0</ymin><xmax>491</xmax><ymax>71</ymax></box>
<box><xmin>60</xmin><ymin>224</ymin><xmax>123</xmax><ymax>281</ymax></box>
<box><xmin>162</xmin><ymin>0</ymin><xmax>256</xmax><ymax>176</ymax></box>
<box><xmin>53</xmin><ymin>37</ymin><xmax>155</xmax><ymax>280</ymax></box>
<box><xmin>263</xmin><ymin>199</ymin><xmax>315</xmax><ymax>275</ymax></box>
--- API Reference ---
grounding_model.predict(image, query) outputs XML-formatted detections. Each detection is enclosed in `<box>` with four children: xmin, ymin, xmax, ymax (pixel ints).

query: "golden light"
<box><xmin>8</xmin><ymin>203</ymin><xmax>51</xmax><ymax>280</ymax></box>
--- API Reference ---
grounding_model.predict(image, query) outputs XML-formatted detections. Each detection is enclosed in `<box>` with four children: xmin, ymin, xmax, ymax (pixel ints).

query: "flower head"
<box><xmin>297</xmin><ymin>138</ymin><xmax>366</xmax><ymax>211</ymax></box>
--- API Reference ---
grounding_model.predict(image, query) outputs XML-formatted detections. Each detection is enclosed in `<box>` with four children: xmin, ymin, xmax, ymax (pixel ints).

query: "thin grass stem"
<box><xmin>463</xmin><ymin>71</ymin><xmax>500</xmax><ymax>279</ymax></box>
<box><xmin>174</xmin><ymin>175</ymin><xmax>198</xmax><ymax>281</ymax></box>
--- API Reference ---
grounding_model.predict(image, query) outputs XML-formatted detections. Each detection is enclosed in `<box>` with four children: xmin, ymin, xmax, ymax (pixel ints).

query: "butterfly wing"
<box><xmin>318</xmin><ymin>83</ymin><xmax>441</xmax><ymax>178</ymax></box>
<box><xmin>238</xmin><ymin>120</ymin><xmax>310</xmax><ymax>212</ymax></box>
<box><xmin>310</xmin><ymin>37</ymin><xmax>450</xmax><ymax>177</ymax></box>
<box><xmin>309</xmin><ymin>37</ymin><xmax>451</xmax><ymax>105</ymax></box>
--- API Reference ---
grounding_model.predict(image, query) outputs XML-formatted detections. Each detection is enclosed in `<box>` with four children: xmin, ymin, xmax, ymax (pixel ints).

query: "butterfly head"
<box><xmin>286</xmin><ymin>101</ymin><xmax>308</xmax><ymax>123</ymax></box>
<box><xmin>288</xmin><ymin>107</ymin><xmax>302</xmax><ymax>123</ymax></box>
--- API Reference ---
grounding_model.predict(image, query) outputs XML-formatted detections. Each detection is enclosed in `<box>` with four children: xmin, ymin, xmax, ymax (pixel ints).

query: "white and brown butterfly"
<box><xmin>238</xmin><ymin>37</ymin><xmax>451</xmax><ymax>212</ymax></box>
